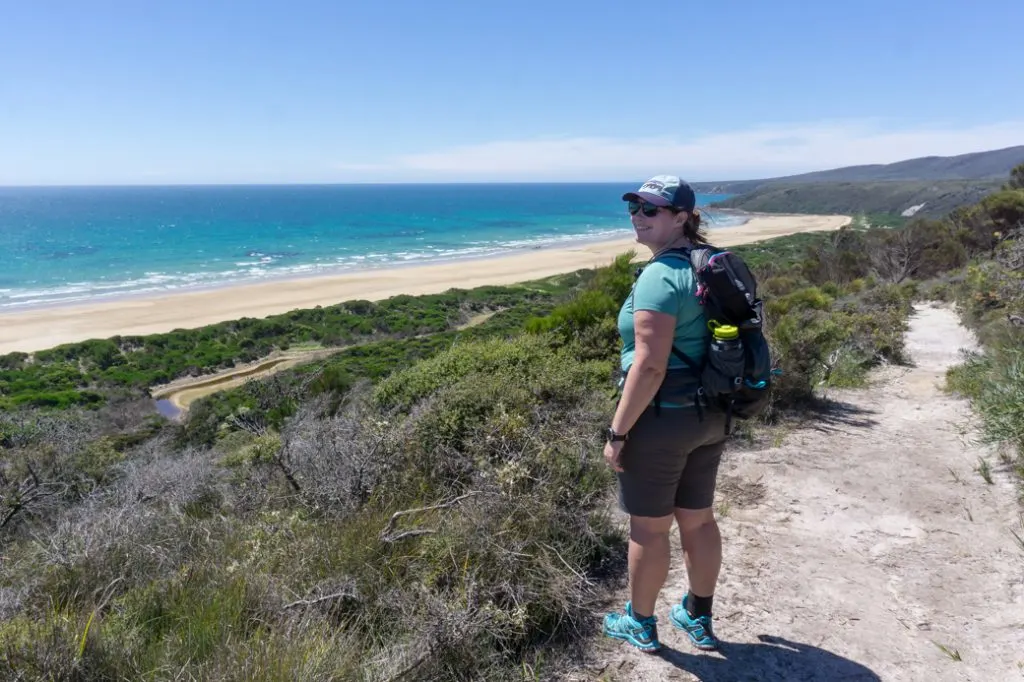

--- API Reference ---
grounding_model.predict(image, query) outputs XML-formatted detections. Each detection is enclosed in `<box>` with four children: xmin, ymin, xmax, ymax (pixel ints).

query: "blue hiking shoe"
<box><xmin>602</xmin><ymin>601</ymin><xmax>661</xmax><ymax>652</ymax></box>
<box><xmin>669</xmin><ymin>595</ymin><xmax>720</xmax><ymax>651</ymax></box>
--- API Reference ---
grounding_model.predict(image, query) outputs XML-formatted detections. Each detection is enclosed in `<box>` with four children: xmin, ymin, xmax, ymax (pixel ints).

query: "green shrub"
<box><xmin>220</xmin><ymin>432</ymin><xmax>281</xmax><ymax>468</ymax></box>
<box><xmin>375</xmin><ymin>334</ymin><xmax>607</xmax><ymax>412</ymax></box>
<box><xmin>766</xmin><ymin>286</ymin><xmax>834</xmax><ymax>318</ymax></box>
<box><xmin>761</xmin><ymin>275</ymin><xmax>802</xmax><ymax>297</ymax></box>
<box><xmin>946</xmin><ymin>352</ymin><xmax>989</xmax><ymax>400</ymax></box>
<box><xmin>768</xmin><ymin>310</ymin><xmax>847</xmax><ymax>407</ymax></box>
<box><xmin>72</xmin><ymin>437</ymin><xmax>124</xmax><ymax>483</ymax></box>
<box><xmin>373</xmin><ymin>336</ymin><xmax>612</xmax><ymax>495</ymax></box>
<box><xmin>952</xmin><ymin>347</ymin><xmax>1024</xmax><ymax>453</ymax></box>
<box><xmin>765</xmin><ymin>283</ymin><xmax>912</xmax><ymax>407</ymax></box>
<box><xmin>845</xmin><ymin>307</ymin><xmax>911</xmax><ymax>366</ymax></box>
<box><xmin>525</xmin><ymin>251</ymin><xmax>635</xmax><ymax>359</ymax></box>
<box><xmin>860</xmin><ymin>281</ymin><xmax>917</xmax><ymax>310</ymax></box>
<box><xmin>919</xmin><ymin>278</ymin><xmax>954</xmax><ymax>302</ymax></box>
<box><xmin>820</xmin><ymin>281</ymin><xmax>842</xmax><ymax>298</ymax></box>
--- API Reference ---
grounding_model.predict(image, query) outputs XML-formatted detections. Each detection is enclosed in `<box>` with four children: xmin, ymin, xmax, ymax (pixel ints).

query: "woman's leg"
<box><xmin>674</xmin><ymin>506</ymin><xmax>721</xmax><ymax>600</ymax></box>
<box><xmin>627</xmin><ymin>513</ymin><xmax>676</xmax><ymax>618</ymax></box>
<box><xmin>669</xmin><ymin>436</ymin><xmax>726</xmax><ymax>650</ymax></box>
<box><xmin>603</xmin><ymin>408</ymin><xmax>685</xmax><ymax>650</ymax></box>
<box><xmin>672</xmin><ymin>438</ymin><xmax>726</xmax><ymax>604</ymax></box>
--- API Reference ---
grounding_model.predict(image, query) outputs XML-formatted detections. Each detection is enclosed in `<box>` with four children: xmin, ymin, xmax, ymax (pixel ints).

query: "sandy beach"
<box><xmin>0</xmin><ymin>213</ymin><xmax>849</xmax><ymax>354</ymax></box>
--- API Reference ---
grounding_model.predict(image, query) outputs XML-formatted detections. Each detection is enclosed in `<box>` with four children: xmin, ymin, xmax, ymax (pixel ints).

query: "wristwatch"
<box><xmin>606</xmin><ymin>428</ymin><xmax>628</xmax><ymax>443</ymax></box>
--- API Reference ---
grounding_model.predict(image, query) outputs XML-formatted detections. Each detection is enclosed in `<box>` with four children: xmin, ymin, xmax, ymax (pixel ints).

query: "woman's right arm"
<box><xmin>610</xmin><ymin>308</ymin><xmax>676</xmax><ymax>436</ymax></box>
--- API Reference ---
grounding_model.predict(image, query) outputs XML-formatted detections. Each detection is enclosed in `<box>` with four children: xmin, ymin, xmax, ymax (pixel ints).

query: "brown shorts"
<box><xmin>617</xmin><ymin>406</ymin><xmax>727</xmax><ymax>517</ymax></box>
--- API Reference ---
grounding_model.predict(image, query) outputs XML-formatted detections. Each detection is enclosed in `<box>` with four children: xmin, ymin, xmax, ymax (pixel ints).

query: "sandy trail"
<box><xmin>581</xmin><ymin>302</ymin><xmax>1024</xmax><ymax>681</ymax></box>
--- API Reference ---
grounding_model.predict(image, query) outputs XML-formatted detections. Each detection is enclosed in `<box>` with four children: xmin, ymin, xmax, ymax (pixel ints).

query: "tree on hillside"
<box><xmin>980</xmin><ymin>190</ymin><xmax>1024</xmax><ymax>235</ymax></box>
<box><xmin>1007</xmin><ymin>162</ymin><xmax>1024</xmax><ymax>190</ymax></box>
<box><xmin>870</xmin><ymin>221</ymin><xmax>926</xmax><ymax>284</ymax></box>
<box><xmin>948</xmin><ymin>183</ymin><xmax>1024</xmax><ymax>253</ymax></box>
<box><xmin>800</xmin><ymin>227</ymin><xmax>870</xmax><ymax>285</ymax></box>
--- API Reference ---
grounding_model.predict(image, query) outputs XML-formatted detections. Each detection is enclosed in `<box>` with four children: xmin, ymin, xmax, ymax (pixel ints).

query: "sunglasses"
<box><xmin>627</xmin><ymin>200</ymin><xmax>664</xmax><ymax>217</ymax></box>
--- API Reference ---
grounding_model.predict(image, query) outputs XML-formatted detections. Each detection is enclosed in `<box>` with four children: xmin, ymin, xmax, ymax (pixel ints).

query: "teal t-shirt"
<box><xmin>618</xmin><ymin>254</ymin><xmax>708</xmax><ymax>374</ymax></box>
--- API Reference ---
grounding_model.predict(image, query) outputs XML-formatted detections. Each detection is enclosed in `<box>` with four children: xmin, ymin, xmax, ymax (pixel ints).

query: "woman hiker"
<box><xmin>601</xmin><ymin>175</ymin><xmax>727</xmax><ymax>653</ymax></box>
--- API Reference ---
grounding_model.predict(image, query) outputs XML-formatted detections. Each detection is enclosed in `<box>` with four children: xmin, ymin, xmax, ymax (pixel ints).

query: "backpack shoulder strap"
<box><xmin>670</xmin><ymin>346</ymin><xmax>701</xmax><ymax>373</ymax></box>
<box><xmin>658</xmin><ymin>246</ymin><xmax>692</xmax><ymax>262</ymax></box>
<box><xmin>650</xmin><ymin>247</ymin><xmax>697</xmax><ymax>275</ymax></box>
<box><xmin>658</xmin><ymin>245</ymin><xmax>727</xmax><ymax>272</ymax></box>
<box><xmin>644</xmin><ymin>248</ymin><xmax>706</xmax><ymax>372</ymax></box>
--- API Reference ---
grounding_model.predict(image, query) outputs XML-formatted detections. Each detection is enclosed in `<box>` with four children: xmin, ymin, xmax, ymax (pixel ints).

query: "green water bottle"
<box><xmin>704</xmin><ymin>320</ymin><xmax>745</xmax><ymax>394</ymax></box>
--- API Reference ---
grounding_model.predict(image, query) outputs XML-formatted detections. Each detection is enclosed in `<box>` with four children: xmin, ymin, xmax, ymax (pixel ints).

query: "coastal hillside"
<box><xmin>709</xmin><ymin>179</ymin><xmax>1002</xmax><ymax>218</ymax></box>
<box><xmin>0</xmin><ymin>167</ymin><xmax>1021</xmax><ymax>680</ymax></box>
<box><xmin>693</xmin><ymin>145</ymin><xmax>1024</xmax><ymax>217</ymax></box>
<box><xmin>694</xmin><ymin>145</ymin><xmax>1024</xmax><ymax>193</ymax></box>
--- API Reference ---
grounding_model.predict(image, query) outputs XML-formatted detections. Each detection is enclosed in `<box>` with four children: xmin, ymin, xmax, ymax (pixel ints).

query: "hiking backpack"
<box><xmin>653</xmin><ymin>247</ymin><xmax>774</xmax><ymax>432</ymax></box>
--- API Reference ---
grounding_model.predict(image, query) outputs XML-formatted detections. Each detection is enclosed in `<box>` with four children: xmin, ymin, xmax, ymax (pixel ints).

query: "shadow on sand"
<box><xmin>654</xmin><ymin>634</ymin><xmax>880</xmax><ymax>681</ymax></box>
<box><xmin>798</xmin><ymin>397</ymin><xmax>881</xmax><ymax>434</ymax></box>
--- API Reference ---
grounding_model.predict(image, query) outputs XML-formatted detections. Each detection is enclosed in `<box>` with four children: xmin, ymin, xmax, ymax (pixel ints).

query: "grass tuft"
<box><xmin>976</xmin><ymin>457</ymin><xmax>994</xmax><ymax>485</ymax></box>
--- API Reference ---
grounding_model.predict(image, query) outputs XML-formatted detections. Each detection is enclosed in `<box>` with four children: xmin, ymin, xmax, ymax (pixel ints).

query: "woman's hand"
<box><xmin>604</xmin><ymin>440</ymin><xmax>625</xmax><ymax>472</ymax></box>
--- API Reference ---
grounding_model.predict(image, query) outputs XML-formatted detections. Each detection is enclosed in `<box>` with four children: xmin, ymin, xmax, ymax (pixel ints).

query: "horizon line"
<box><xmin>0</xmin><ymin>179</ymin><xmax>751</xmax><ymax>189</ymax></box>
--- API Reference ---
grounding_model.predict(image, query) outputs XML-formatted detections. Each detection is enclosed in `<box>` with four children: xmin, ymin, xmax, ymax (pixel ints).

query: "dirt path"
<box><xmin>582</xmin><ymin>302</ymin><xmax>1024</xmax><ymax>681</ymax></box>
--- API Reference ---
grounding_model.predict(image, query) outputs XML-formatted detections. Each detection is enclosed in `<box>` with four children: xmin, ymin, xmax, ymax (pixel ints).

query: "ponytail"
<box><xmin>683</xmin><ymin>208</ymin><xmax>711</xmax><ymax>246</ymax></box>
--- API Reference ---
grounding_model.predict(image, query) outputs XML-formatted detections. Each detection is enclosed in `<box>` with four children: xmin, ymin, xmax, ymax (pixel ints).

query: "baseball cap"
<box><xmin>622</xmin><ymin>175</ymin><xmax>697</xmax><ymax>212</ymax></box>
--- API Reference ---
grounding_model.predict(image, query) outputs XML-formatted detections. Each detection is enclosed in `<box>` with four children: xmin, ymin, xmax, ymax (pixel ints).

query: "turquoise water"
<box><xmin>0</xmin><ymin>184</ymin><xmax>738</xmax><ymax>310</ymax></box>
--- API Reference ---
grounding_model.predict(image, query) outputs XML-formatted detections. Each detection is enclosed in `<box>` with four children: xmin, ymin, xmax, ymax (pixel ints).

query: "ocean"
<box><xmin>0</xmin><ymin>184</ymin><xmax>737</xmax><ymax>310</ymax></box>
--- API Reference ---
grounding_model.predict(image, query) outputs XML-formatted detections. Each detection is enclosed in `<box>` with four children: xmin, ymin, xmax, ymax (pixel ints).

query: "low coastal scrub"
<box><xmin>0</xmin><ymin>338</ymin><xmax>619</xmax><ymax>680</ymax></box>
<box><xmin>943</xmin><ymin>175</ymin><xmax>1024</xmax><ymax>491</ymax></box>
<box><xmin>2</xmin><ymin>170</ymin><xmax>1021</xmax><ymax>679</ymax></box>
<box><xmin>0</xmin><ymin>280</ymin><xmax>581</xmax><ymax>411</ymax></box>
<box><xmin>179</xmin><ymin>300</ymin><xmax>561</xmax><ymax>447</ymax></box>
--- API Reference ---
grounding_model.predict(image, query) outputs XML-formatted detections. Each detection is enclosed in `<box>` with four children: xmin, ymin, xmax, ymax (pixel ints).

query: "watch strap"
<box><xmin>607</xmin><ymin>428</ymin><xmax>628</xmax><ymax>442</ymax></box>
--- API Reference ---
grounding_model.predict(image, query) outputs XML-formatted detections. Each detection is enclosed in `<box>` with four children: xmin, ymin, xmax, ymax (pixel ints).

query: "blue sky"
<box><xmin>2</xmin><ymin>0</ymin><xmax>1022</xmax><ymax>185</ymax></box>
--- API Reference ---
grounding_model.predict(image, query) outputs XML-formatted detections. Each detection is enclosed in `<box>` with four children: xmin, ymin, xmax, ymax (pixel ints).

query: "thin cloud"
<box><xmin>338</xmin><ymin>120</ymin><xmax>1024</xmax><ymax>181</ymax></box>
<box><xmin>330</xmin><ymin>161</ymin><xmax>392</xmax><ymax>172</ymax></box>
